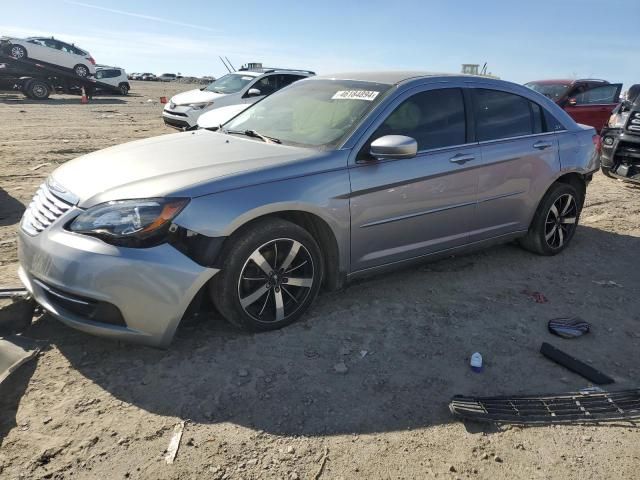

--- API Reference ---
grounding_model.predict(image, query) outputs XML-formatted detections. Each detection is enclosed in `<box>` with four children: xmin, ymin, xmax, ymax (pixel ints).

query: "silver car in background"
<box><xmin>18</xmin><ymin>72</ymin><xmax>599</xmax><ymax>347</ymax></box>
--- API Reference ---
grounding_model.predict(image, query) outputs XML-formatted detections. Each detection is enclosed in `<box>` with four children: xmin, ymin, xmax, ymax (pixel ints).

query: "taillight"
<box><xmin>88</xmin><ymin>56</ymin><xmax>96</xmax><ymax>65</ymax></box>
<box><xmin>593</xmin><ymin>134</ymin><xmax>602</xmax><ymax>154</ymax></box>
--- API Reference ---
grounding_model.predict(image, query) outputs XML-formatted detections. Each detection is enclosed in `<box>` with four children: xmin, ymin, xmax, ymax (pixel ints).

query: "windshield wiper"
<box><xmin>224</xmin><ymin>129</ymin><xmax>281</xmax><ymax>144</ymax></box>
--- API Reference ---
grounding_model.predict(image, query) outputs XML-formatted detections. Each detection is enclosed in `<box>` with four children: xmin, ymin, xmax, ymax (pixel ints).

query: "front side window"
<box><xmin>572</xmin><ymin>85</ymin><xmax>619</xmax><ymax>105</ymax></box>
<box><xmin>204</xmin><ymin>73</ymin><xmax>255</xmax><ymax>94</ymax></box>
<box><xmin>224</xmin><ymin>79</ymin><xmax>391</xmax><ymax>148</ymax></box>
<box><xmin>372</xmin><ymin>88</ymin><xmax>466</xmax><ymax>151</ymax></box>
<box><xmin>251</xmin><ymin>76</ymin><xmax>277</xmax><ymax>96</ymax></box>
<box><xmin>525</xmin><ymin>82</ymin><xmax>570</xmax><ymax>101</ymax></box>
<box><xmin>474</xmin><ymin>89</ymin><xmax>534</xmax><ymax>141</ymax></box>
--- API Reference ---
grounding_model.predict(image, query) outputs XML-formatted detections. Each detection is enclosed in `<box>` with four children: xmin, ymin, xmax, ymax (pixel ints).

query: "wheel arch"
<box><xmin>219</xmin><ymin>210</ymin><xmax>344</xmax><ymax>291</ymax></box>
<box><xmin>553</xmin><ymin>171</ymin><xmax>588</xmax><ymax>207</ymax></box>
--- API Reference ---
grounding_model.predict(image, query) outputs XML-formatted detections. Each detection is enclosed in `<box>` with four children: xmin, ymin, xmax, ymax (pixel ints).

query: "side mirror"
<box><xmin>568</xmin><ymin>97</ymin><xmax>577</xmax><ymax>106</ymax></box>
<box><xmin>370</xmin><ymin>135</ymin><xmax>418</xmax><ymax>160</ymax></box>
<box><xmin>247</xmin><ymin>88</ymin><xmax>262</xmax><ymax>97</ymax></box>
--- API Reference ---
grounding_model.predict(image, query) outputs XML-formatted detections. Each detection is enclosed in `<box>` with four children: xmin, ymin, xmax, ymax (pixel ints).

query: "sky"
<box><xmin>1</xmin><ymin>0</ymin><xmax>638</xmax><ymax>89</ymax></box>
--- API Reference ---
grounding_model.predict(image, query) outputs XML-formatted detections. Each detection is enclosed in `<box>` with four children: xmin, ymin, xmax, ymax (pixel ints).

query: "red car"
<box><xmin>525</xmin><ymin>79</ymin><xmax>622</xmax><ymax>132</ymax></box>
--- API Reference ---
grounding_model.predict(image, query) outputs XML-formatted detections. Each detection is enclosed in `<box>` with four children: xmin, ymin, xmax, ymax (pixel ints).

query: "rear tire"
<box><xmin>118</xmin><ymin>83</ymin><xmax>129</xmax><ymax>95</ymax></box>
<box><xmin>26</xmin><ymin>79</ymin><xmax>50</xmax><ymax>100</ymax></box>
<box><xmin>519</xmin><ymin>182</ymin><xmax>582</xmax><ymax>256</ymax></box>
<box><xmin>210</xmin><ymin>218</ymin><xmax>324</xmax><ymax>331</ymax></box>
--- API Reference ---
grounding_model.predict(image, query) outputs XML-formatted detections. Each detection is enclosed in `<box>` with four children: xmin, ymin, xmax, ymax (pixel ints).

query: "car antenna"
<box><xmin>225</xmin><ymin>57</ymin><xmax>236</xmax><ymax>72</ymax></box>
<box><xmin>219</xmin><ymin>56</ymin><xmax>232</xmax><ymax>73</ymax></box>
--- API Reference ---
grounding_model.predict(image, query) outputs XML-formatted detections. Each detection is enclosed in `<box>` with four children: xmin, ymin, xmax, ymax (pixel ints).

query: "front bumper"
<box><xmin>162</xmin><ymin>105</ymin><xmax>200</xmax><ymax>129</ymax></box>
<box><xmin>600</xmin><ymin>128</ymin><xmax>640</xmax><ymax>183</ymax></box>
<box><xmin>17</xmin><ymin>209</ymin><xmax>218</xmax><ymax>347</ymax></box>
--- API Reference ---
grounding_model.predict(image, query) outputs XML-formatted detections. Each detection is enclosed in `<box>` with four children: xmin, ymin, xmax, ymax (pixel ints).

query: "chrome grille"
<box><xmin>21</xmin><ymin>182</ymin><xmax>74</xmax><ymax>235</ymax></box>
<box><xmin>628</xmin><ymin>112</ymin><xmax>640</xmax><ymax>133</ymax></box>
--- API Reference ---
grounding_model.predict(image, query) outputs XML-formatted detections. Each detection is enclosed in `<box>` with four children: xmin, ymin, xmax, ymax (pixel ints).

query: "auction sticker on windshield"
<box><xmin>332</xmin><ymin>90</ymin><xmax>380</xmax><ymax>101</ymax></box>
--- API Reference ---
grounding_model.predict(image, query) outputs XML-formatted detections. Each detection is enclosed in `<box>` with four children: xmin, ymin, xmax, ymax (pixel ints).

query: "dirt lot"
<box><xmin>1</xmin><ymin>81</ymin><xmax>639</xmax><ymax>480</ymax></box>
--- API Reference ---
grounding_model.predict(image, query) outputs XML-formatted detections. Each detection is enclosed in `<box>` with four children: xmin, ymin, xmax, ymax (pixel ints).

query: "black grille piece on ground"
<box><xmin>450</xmin><ymin>389</ymin><xmax>640</xmax><ymax>424</ymax></box>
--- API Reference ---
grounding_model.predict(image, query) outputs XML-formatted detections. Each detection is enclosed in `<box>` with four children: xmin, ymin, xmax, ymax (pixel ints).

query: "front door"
<box><xmin>349</xmin><ymin>87</ymin><xmax>479</xmax><ymax>272</ymax></box>
<box><xmin>564</xmin><ymin>84</ymin><xmax>622</xmax><ymax>132</ymax></box>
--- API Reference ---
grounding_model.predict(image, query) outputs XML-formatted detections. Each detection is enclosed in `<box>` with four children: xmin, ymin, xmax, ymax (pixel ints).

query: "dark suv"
<box><xmin>599</xmin><ymin>85</ymin><xmax>640</xmax><ymax>183</ymax></box>
<box><xmin>525</xmin><ymin>79</ymin><xmax>622</xmax><ymax>132</ymax></box>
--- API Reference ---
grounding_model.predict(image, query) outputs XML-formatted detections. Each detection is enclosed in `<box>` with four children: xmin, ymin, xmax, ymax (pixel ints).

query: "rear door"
<box><xmin>349</xmin><ymin>85</ymin><xmax>480</xmax><ymax>272</ymax></box>
<box><xmin>468</xmin><ymin>87</ymin><xmax>561</xmax><ymax>241</ymax></box>
<box><xmin>564</xmin><ymin>84</ymin><xmax>622</xmax><ymax>132</ymax></box>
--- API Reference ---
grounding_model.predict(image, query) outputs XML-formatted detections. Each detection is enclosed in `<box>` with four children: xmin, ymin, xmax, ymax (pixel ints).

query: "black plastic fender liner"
<box><xmin>540</xmin><ymin>342</ymin><xmax>614</xmax><ymax>385</ymax></box>
<box><xmin>450</xmin><ymin>389</ymin><xmax>640</xmax><ymax>424</ymax></box>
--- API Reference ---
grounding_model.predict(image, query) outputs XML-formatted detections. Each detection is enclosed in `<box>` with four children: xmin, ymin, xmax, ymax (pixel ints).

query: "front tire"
<box><xmin>520</xmin><ymin>182</ymin><xmax>582</xmax><ymax>255</ymax></box>
<box><xmin>601</xmin><ymin>166</ymin><xmax>616</xmax><ymax>179</ymax></box>
<box><xmin>211</xmin><ymin>218</ymin><xmax>324</xmax><ymax>331</ymax></box>
<box><xmin>10</xmin><ymin>44</ymin><xmax>27</xmax><ymax>59</ymax></box>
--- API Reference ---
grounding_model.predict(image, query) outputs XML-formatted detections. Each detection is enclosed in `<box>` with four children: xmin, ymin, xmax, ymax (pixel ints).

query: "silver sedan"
<box><xmin>18</xmin><ymin>72</ymin><xmax>599</xmax><ymax>346</ymax></box>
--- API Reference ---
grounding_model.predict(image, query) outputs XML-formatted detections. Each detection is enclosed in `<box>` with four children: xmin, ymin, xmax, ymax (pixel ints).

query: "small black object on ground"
<box><xmin>540</xmin><ymin>342</ymin><xmax>614</xmax><ymax>385</ymax></box>
<box><xmin>548</xmin><ymin>317</ymin><xmax>590</xmax><ymax>339</ymax></box>
<box><xmin>450</xmin><ymin>388</ymin><xmax>640</xmax><ymax>424</ymax></box>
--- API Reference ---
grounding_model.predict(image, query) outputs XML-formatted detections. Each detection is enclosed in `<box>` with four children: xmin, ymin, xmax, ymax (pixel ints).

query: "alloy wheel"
<box><xmin>10</xmin><ymin>46</ymin><xmax>24</xmax><ymax>59</ymax></box>
<box><xmin>237</xmin><ymin>238</ymin><xmax>315</xmax><ymax>323</ymax></box>
<box><xmin>544</xmin><ymin>193</ymin><xmax>577</xmax><ymax>249</ymax></box>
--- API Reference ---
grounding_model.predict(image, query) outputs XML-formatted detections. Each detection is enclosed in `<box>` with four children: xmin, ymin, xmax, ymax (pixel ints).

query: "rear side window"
<box><xmin>473</xmin><ymin>89</ymin><xmax>533</xmax><ymax>141</ymax></box>
<box><xmin>277</xmin><ymin>74</ymin><xmax>305</xmax><ymax>90</ymax></box>
<box><xmin>373</xmin><ymin>88</ymin><xmax>466</xmax><ymax>151</ymax></box>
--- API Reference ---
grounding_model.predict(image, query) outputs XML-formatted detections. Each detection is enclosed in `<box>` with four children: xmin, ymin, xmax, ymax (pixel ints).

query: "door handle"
<box><xmin>449</xmin><ymin>153</ymin><xmax>475</xmax><ymax>164</ymax></box>
<box><xmin>533</xmin><ymin>141</ymin><xmax>553</xmax><ymax>150</ymax></box>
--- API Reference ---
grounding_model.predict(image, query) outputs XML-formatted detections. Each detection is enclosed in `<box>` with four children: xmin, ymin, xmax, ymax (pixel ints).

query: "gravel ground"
<box><xmin>0</xmin><ymin>81</ymin><xmax>639</xmax><ymax>480</ymax></box>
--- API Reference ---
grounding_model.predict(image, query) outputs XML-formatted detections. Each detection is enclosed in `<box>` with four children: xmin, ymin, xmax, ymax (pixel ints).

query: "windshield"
<box><xmin>525</xmin><ymin>82</ymin><xmax>570</xmax><ymax>101</ymax></box>
<box><xmin>205</xmin><ymin>73</ymin><xmax>255</xmax><ymax>94</ymax></box>
<box><xmin>223</xmin><ymin>79</ymin><xmax>392</xmax><ymax>148</ymax></box>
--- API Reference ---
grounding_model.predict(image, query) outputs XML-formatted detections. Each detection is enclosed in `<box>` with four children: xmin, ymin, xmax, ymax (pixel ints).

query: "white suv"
<box><xmin>162</xmin><ymin>68</ymin><xmax>313</xmax><ymax>130</ymax></box>
<box><xmin>95</xmin><ymin>67</ymin><xmax>131</xmax><ymax>95</ymax></box>
<box><xmin>5</xmin><ymin>36</ymin><xmax>96</xmax><ymax>77</ymax></box>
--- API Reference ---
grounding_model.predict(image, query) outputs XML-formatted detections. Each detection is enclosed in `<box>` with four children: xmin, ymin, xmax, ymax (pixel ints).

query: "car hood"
<box><xmin>170</xmin><ymin>88</ymin><xmax>226</xmax><ymax>105</ymax></box>
<box><xmin>197</xmin><ymin>104</ymin><xmax>249</xmax><ymax>129</ymax></box>
<box><xmin>51</xmin><ymin>131</ymin><xmax>319</xmax><ymax>208</ymax></box>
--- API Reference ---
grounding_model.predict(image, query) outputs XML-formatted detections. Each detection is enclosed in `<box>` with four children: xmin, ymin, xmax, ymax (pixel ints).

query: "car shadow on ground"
<box><xmin>0</xmin><ymin>361</ymin><xmax>37</xmax><ymax>443</ymax></box>
<box><xmin>21</xmin><ymin>225</ymin><xmax>640</xmax><ymax>436</ymax></box>
<box><xmin>0</xmin><ymin>188</ymin><xmax>25</xmax><ymax>227</ymax></box>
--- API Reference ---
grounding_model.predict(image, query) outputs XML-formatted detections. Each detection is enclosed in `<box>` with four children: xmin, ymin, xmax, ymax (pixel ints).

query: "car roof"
<box><xmin>313</xmin><ymin>71</ymin><xmax>505</xmax><ymax>86</ymax></box>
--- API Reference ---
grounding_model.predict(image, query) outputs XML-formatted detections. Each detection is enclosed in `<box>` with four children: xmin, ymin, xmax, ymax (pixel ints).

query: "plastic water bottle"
<box><xmin>470</xmin><ymin>352</ymin><xmax>483</xmax><ymax>373</ymax></box>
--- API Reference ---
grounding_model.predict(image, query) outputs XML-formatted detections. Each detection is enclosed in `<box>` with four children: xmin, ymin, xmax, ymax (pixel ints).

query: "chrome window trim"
<box><xmin>477</xmin><ymin>130</ymin><xmax>563</xmax><ymax>146</ymax></box>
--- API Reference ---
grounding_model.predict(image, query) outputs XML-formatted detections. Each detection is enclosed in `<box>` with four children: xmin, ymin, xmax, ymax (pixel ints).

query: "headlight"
<box><xmin>69</xmin><ymin>198</ymin><xmax>189</xmax><ymax>247</ymax></box>
<box><xmin>608</xmin><ymin>111</ymin><xmax>629</xmax><ymax>128</ymax></box>
<box><xmin>186</xmin><ymin>101</ymin><xmax>214</xmax><ymax>110</ymax></box>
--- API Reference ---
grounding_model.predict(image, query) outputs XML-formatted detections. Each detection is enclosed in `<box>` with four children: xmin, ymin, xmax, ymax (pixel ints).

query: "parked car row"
<box><xmin>128</xmin><ymin>72</ymin><xmax>182</xmax><ymax>82</ymax></box>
